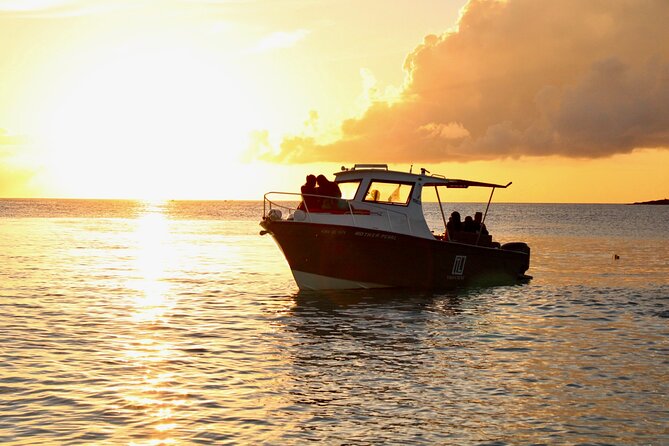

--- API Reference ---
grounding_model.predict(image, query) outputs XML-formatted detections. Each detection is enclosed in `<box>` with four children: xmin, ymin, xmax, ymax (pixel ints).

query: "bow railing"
<box><xmin>263</xmin><ymin>192</ymin><xmax>413</xmax><ymax>234</ymax></box>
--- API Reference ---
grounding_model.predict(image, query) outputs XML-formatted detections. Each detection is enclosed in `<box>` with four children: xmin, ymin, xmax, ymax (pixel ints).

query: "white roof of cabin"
<box><xmin>334</xmin><ymin>164</ymin><xmax>511</xmax><ymax>189</ymax></box>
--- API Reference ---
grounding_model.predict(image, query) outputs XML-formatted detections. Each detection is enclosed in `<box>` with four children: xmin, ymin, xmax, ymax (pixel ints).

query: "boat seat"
<box><xmin>308</xmin><ymin>208</ymin><xmax>371</xmax><ymax>215</ymax></box>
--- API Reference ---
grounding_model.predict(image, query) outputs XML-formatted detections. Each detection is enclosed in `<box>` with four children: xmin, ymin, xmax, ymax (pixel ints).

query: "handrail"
<box><xmin>352</xmin><ymin>163</ymin><xmax>388</xmax><ymax>170</ymax></box>
<box><xmin>263</xmin><ymin>191</ymin><xmax>413</xmax><ymax>234</ymax></box>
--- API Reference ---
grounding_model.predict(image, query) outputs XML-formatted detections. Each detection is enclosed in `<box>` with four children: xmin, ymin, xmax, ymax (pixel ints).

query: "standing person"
<box><xmin>315</xmin><ymin>175</ymin><xmax>341</xmax><ymax>197</ymax></box>
<box><xmin>298</xmin><ymin>174</ymin><xmax>318</xmax><ymax>210</ymax></box>
<box><xmin>315</xmin><ymin>174</ymin><xmax>342</xmax><ymax>209</ymax></box>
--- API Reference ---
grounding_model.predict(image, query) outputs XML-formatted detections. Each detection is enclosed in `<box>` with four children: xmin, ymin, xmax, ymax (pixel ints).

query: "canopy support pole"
<box><xmin>476</xmin><ymin>187</ymin><xmax>495</xmax><ymax>245</ymax></box>
<box><xmin>435</xmin><ymin>185</ymin><xmax>448</xmax><ymax>239</ymax></box>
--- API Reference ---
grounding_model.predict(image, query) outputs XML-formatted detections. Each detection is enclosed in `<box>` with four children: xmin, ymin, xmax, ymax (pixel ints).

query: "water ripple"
<box><xmin>1</xmin><ymin>202</ymin><xmax>668</xmax><ymax>444</ymax></box>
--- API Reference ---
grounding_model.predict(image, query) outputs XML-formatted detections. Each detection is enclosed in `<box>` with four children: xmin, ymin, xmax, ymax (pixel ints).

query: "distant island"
<box><xmin>630</xmin><ymin>198</ymin><xmax>669</xmax><ymax>205</ymax></box>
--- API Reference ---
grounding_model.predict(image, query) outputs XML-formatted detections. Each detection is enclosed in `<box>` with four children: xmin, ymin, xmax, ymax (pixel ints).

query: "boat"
<box><xmin>260</xmin><ymin>164</ymin><xmax>531</xmax><ymax>291</ymax></box>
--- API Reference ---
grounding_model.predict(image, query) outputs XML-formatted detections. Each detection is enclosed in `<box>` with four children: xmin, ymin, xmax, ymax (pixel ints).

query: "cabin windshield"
<box><xmin>336</xmin><ymin>180</ymin><xmax>361</xmax><ymax>200</ymax></box>
<box><xmin>363</xmin><ymin>180</ymin><xmax>414</xmax><ymax>206</ymax></box>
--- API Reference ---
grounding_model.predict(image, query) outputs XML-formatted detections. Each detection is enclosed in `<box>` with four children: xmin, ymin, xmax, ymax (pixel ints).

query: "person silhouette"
<box><xmin>298</xmin><ymin>174</ymin><xmax>318</xmax><ymax>210</ymax></box>
<box><xmin>463</xmin><ymin>215</ymin><xmax>476</xmax><ymax>232</ymax></box>
<box><xmin>315</xmin><ymin>175</ymin><xmax>341</xmax><ymax>197</ymax></box>
<box><xmin>446</xmin><ymin>211</ymin><xmax>463</xmax><ymax>236</ymax></box>
<box><xmin>314</xmin><ymin>175</ymin><xmax>342</xmax><ymax>210</ymax></box>
<box><xmin>474</xmin><ymin>211</ymin><xmax>488</xmax><ymax>235</ymax></box>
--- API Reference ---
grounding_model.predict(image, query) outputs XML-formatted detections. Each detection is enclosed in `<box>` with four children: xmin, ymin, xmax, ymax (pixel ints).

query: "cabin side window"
<box><xmin>363</xmin><ymin>181</ymin><xmax>414</xmax><ymax>206</ymax></box>
<box><xmin>337</xmin><ymin>180</ymin><xmax>361</xmax><ymax>200</ymax></box>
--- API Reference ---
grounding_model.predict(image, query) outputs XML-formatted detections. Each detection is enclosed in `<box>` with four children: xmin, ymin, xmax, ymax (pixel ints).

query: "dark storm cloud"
<box><xmin>262</xmin><ymin>0</ymin><xmax>669</xmax><ymax>163</ymax></box>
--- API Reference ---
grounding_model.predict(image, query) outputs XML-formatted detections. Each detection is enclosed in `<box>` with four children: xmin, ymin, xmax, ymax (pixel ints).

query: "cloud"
<box><xmin>0</xmin><ymin>164</ymin><xmax>36</xmax><ymax>196</ymax></box>
<box><xmin>250</xmin><ymin>29</ymin><xmax>310</xmax><ymax>53</ymax></box>
<box><xmin>0</xmin><ymin>128</ymin><xmax>27</xmax><ymax>146</ymax></box>
<box><xmin>262</xmin><ymin>0</ymin><xmax>669</xmax><ymax>163</ymax></box>
<box><xmin>0</xmin><ymin>0</ymin><xmax>153</xmax><ymax>17</ymax></box>
<box><xmin>0</xmin><ymin>129</ymin><xmax>38</xmax><ymax>196</ymax></box>
<box><xmin>0</xmin><ymin>0</ymin><xmax>76</xmax><ymax>11</ymax></box>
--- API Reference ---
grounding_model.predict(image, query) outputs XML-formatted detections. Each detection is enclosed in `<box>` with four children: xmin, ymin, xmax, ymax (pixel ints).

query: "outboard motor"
<box><xmin>501</xmin><ymin>242</ymin><xmax>530</xmax><ymax>255</ymax></box>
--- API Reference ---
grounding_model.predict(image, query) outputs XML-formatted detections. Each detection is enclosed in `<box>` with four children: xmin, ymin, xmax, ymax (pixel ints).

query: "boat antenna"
<box><xmin>409</xmin><ymin>164</ymin><xmax>413</xmax><ymax>174</ymax></box>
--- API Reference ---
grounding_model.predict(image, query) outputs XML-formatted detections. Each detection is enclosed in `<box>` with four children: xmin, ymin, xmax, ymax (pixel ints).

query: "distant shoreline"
<box><xmin>630</xmin><ymin>198</ymin><xmax>669</xmax><ymax>205</ymax></box>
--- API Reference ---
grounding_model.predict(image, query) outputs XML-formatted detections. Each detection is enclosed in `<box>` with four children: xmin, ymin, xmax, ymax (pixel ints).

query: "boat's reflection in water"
<box><xmin>289</xmin><ymin>283</ymin><xmax>522</xmax><ymax>310</ymax></box>
<box><xmin>294</xmin><ymin>288</ymin><xmax>442</xmax><ymax>310</ymax></box>
<box><xmin>284</xmin><ymin>284</ymin><xmax>520</xmax><ymax>362</ymax></box>
<box><xmin>276</xmin><ymin>286</ymin><xmax>525</xmax><ymax>443</ymax></box>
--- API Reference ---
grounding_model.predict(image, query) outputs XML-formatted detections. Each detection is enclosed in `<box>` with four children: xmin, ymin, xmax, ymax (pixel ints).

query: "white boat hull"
<box><xmin>292</xmin><ymin>270</ymin><xmax>389</xmax><ymax>291</ymax></box>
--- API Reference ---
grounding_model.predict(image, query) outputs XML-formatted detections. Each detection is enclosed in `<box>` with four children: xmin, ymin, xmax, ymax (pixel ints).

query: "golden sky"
<box><xmin>1</xmin><ymin>0</ymin><xmax>668</xmax><ymax>202</ymax></box>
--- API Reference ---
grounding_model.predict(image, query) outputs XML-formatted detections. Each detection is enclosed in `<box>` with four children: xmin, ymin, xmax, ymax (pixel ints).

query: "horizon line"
<box><xmin>0</xmin><ymin>197</ymin><xmax>663</xmax><ymax>205</ymax></box>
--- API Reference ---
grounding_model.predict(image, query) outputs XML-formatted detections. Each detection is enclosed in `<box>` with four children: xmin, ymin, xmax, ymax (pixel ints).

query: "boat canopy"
<box><xmin>423</xmin><ymin>179</ymin><xmax>512</xmax><ymax>189</ymax></box>
<box><xmin>335</xmin><ymin>164</ymin><xmax>511</xmax><ymax>190</ymax></box>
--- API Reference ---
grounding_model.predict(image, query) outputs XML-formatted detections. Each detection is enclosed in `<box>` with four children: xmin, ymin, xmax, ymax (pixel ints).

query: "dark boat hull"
<box><xmin>261</xmin><ymin>219</ymin><xmax>530</xmax><ymax>290</ymax></box>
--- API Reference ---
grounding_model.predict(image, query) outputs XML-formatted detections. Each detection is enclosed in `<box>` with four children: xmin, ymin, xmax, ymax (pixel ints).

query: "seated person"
<box><xmin>463</xmin><ymin>215</ymin><xmax>477</xmax><ymax>232</ymax></box>
<box><xmin>446</xmin><ymin>211</ymin><xmax>463</xmax><ymax>236</ymax></box>
<box><xmin>474</xmin><ymin>211</ymin><xmax>489</xmax><ymax>235</ymax></box>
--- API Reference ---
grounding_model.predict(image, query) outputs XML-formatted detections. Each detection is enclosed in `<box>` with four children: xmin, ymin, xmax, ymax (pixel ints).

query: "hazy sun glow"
<box><xmin>33</xmin><ymin>39</ymin><xmax>261</xmax><ymax>199</ymax></box>
<box><xmin>1</xmin><ymin>1</ymin><xmax>668</xmax><ymax>202</ymax></box>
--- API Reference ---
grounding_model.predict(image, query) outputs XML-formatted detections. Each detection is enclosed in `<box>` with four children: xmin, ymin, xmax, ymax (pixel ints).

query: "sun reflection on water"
<box><xmin>130</xmin><ymin>201</ymin><xmax>174</xmax><ymax>322</ymax></box>
<box><xmin>119</xmin><ymin>201</ymin><xmax>184</xmax><ymax>444</ymax></box>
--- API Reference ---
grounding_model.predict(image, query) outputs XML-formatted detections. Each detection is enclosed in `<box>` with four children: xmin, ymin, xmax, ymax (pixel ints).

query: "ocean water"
<box><xmin>0</xmin><ymin>199</ymin><xmax>667</xmax><ymax>445</ymax></box>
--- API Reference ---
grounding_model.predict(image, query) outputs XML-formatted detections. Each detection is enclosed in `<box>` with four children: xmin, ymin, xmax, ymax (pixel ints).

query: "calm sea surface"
<box><xmin>1</xmin><ymin>199</ymin><xmax>667</xmax><ymax>445</ymax></box>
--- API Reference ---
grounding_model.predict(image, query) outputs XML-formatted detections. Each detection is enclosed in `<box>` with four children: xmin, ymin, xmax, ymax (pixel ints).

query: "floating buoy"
<box><xmin>613</xmin><ymin>254</ymin><xmax>620</xmax><ymax>260</ymax></box>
